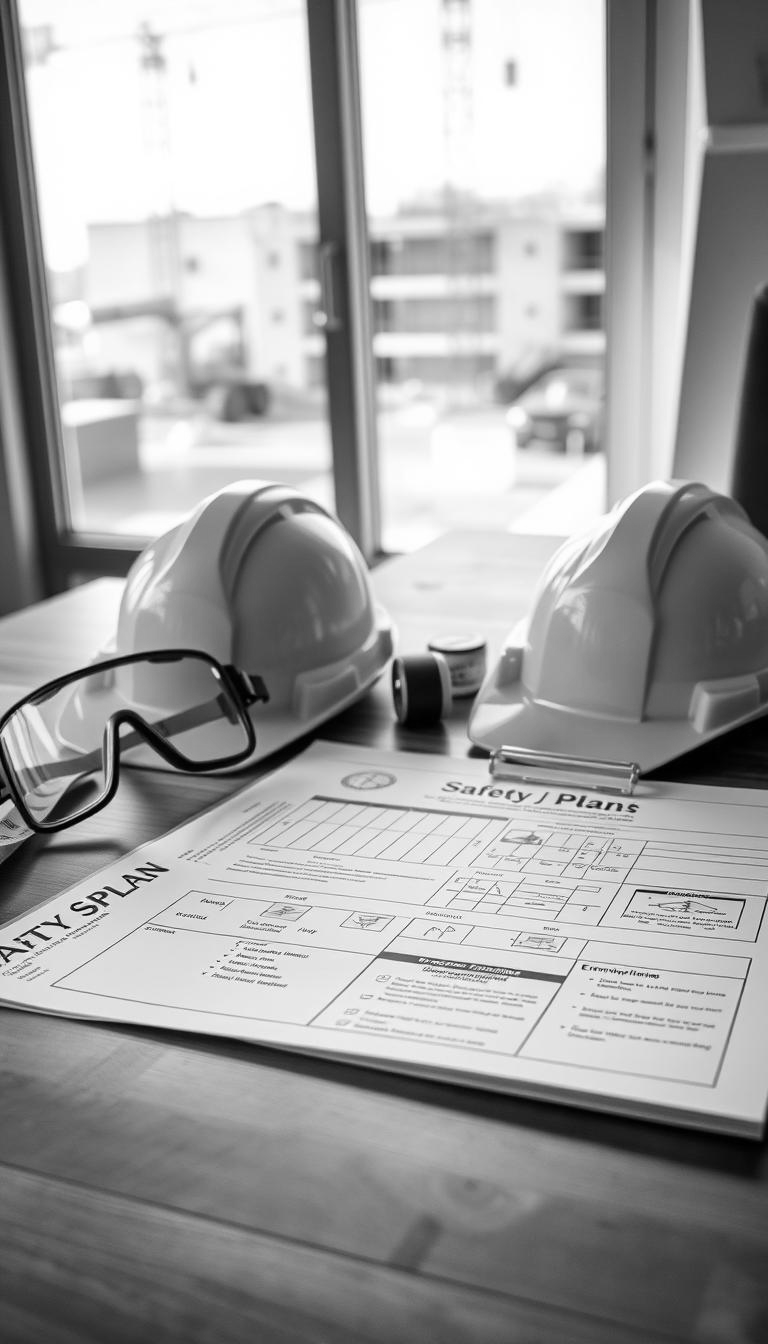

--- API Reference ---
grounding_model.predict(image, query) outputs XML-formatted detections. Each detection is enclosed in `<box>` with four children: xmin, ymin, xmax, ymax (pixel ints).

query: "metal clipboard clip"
<box><xmin>489</xmin><ymin>747</ymin><xmax>640</xmax><ymax>796</ymax></box>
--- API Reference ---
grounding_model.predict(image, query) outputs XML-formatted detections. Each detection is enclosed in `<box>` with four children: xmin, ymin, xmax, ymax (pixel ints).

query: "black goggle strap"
<box><xmin>228</xmin><ymin>669</ymin><xmax>269</xmax><ymax>706</ymax></box>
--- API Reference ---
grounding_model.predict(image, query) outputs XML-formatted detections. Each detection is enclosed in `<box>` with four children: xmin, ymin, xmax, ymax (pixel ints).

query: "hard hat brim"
<box><xmin>53</xmin><ymin>615</ymin><xmax>393</xmax><ymax>773</ymax></box>
<box><xmin>468</xmin><ymin>661</ymin><xmax>768</xmax><ymax>775</ymax></box>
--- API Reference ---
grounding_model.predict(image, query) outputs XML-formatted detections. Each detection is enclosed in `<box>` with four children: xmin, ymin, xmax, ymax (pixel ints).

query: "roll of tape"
<box><xmin>426</xmin><ymin>634</ymin><xmax>487</xmax><ymax>697</ymax></box>
<box><xmin>392</xmin><ymin>653</ymin><xmax>452</xmax><ymax>726</ymax></box>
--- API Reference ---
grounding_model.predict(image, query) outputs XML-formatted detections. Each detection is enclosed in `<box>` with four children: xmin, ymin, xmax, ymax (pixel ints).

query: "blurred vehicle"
<box><xmin>56</xmin><ymin>299</ymin><xmax>271</xmax><ymax>422</ymax></box>
<box><xmin>183</xmin><ymin>307</ymin><xmax>271</xmax><ymax>421</ymax></box>
<box><xmin>53</xmin><ymin>301</ymin><xmax>144</xmax><ymax>402</ymax></box>
<box><xmin>494</xmin><ymin>347</ymin><xmax>563</xmax><ymax>404</ymax></box>
<box><xmin>505</xmin><ymin>365</ymin><xmax>604</xmax><ymax>453</ymax></box>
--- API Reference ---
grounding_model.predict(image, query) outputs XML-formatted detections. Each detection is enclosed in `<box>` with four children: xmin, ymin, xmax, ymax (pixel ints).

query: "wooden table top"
<box><xmin>1</xmin><ymin>530</ymin><xmax>767</xmax><ymax>1344</ymax></box>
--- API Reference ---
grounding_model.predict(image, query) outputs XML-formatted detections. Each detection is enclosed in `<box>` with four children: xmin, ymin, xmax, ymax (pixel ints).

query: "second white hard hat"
<box><xmin>468</xmin><ymin>479</ymin><xmax>768</xmax><ymax>773</ymax></box>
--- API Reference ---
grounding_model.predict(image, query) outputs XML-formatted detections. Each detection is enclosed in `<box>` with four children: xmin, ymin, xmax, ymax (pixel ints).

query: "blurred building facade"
<box><xmin>59</xmin><ymin>199</ymin><xmax>605</xmax><ymax>405</ymax></box>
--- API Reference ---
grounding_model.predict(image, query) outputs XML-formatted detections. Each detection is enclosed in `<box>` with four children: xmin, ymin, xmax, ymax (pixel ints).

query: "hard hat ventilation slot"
<box><xmin>689</xmin><ymin>675</ymin><xmax>761</xmax><ymax>734</ymax></box>
<box><xmin>295</xmin><ymin>665</ymin><xmax>362</xmax><ymax>718</ymax></box>
<box><xmin>495</xmin><ymin>646</ymin><xmax>523</xmax><ymax>687</ymax></box>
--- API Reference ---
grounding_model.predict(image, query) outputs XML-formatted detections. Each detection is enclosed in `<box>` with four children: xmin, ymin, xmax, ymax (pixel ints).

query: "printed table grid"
<box><xmin>250</xmin><ymin>796</ymin><xmax>503</xmax><ymax>865</ymax></box>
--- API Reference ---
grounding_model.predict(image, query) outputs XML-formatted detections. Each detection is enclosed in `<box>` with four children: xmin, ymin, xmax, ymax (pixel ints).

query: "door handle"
<box><xmin>316</xmin><ymin>241</ymin><xmax>342</xmax><ymax>332</ymax></box>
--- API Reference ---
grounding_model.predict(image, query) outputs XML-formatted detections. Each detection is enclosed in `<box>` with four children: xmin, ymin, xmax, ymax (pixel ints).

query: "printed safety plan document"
<box><xmin>2</xmin><ymin>740</ymin><xmax>768</xmax><ymax>1137</ymax></box>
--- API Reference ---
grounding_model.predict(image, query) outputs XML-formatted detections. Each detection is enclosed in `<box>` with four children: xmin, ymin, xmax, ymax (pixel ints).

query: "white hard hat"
<box><xmin>60</xmin><ymin>480</ymin><xmax>393</xmax><ymax>764</ymax></box>
<box><xmin>468</xmin><ymin>479</ymin><xmax>768</xmax><ymax>773</ymax></box>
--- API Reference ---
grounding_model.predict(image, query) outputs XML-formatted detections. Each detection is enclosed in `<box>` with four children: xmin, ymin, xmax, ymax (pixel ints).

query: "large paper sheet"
<box><xmin>2</xmin><ymin>740</ymin><xmax>768</xmax><ymax>1136</ymax></box>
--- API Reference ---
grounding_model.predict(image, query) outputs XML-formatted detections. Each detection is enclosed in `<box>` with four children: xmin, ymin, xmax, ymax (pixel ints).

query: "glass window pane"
<box><xmin>19</xmin><ymin>0</ymin><xmax>335</xmax><ymax>540</ymax></box>
<box><xmin>358</xmin><ymin>0</ymin><xmax>607</xmax><ymax>551</ymax></box>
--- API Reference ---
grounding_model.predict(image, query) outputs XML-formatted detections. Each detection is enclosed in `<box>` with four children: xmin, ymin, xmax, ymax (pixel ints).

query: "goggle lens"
<box><xmin>1</xmin><ymin>653</ymin><xmax>253</xmax><ymax>827</ymax></box>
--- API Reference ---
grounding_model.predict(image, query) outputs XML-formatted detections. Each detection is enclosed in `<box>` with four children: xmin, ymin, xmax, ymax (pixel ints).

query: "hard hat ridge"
<box><xmin>120</xmin><ymin>480</ymin><xmax>272</xmax><ymax>664</ymax></box>
<box><xmin>217</xmin><ymin>482</ymin><xmax>312</xmax><ymax>625</ymax></box>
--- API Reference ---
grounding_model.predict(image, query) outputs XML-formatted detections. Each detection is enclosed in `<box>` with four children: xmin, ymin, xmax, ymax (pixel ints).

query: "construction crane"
<box><xmin>440</xmin><ymin>0</ymin><xmax>480</xmax><ymax>403</ymax></box>
<box><xmin>441</xmin><ymin>0</ymin><xmax>474</xmax><ymax>199</ymax></box>
<box><xmin>105</xmin><ymin>21</ymin><xmax>271</xmax><ymax>420</ymax></box>
<box><xmin>138</xmin><ymin>22</ymin><xmax>182</xmax><ymax>311</ymax></box>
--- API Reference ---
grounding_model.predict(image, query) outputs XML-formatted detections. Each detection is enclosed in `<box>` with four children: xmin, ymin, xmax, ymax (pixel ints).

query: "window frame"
<box><xmin>307</xmin><ymin>0</ymin><xmax>380</xmax><ymax>560</ymax></box>
<box><xmin>0</xmin><ymin>0</ymin><xmax>381</xmax><ymax>594</ymax></box>
<box><xmin>1</xmin><ymin>0</ymin><xmax>633</xmax><ymax>597</ymax></box>
<box><xmin>603</xmin><ymin>0</ymin><xmax>705</xmax><ymax>505</ymax></box>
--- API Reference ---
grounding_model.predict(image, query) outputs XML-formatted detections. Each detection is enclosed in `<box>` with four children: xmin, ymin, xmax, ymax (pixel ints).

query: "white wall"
<box><xmin>674</xmin><ymin>0</ymin><xmax>768</xmax><ymax>492</ymax></box>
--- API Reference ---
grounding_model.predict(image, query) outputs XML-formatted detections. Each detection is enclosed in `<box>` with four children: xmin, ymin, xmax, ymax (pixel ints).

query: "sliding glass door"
<box><xmin>16</xmin><ymin>0</ymin><xmax>338</xmax><ymax>563</ymax></box>
<box><xmin>2</xmin><ymin>0</ymin><xmax>606</xmax><ymax>593</ymax></box>
<box><xmin>357</xmin><ymin>0</ymin><xmax>606</xmax><ymax>550</ymax></box>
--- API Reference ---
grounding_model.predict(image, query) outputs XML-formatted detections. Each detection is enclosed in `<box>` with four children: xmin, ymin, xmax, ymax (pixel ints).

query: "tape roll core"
<box><xmin>392</xmin><ymin>653</ymin><xmax>452</xmax><ymax>726</ymax></box>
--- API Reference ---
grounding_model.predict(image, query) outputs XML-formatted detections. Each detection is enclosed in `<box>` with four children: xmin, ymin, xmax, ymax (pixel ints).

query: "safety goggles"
<box><xmin>0</xmin><ymin>649</ymin><xmax>268</xmax><ymax>834</ymax></box>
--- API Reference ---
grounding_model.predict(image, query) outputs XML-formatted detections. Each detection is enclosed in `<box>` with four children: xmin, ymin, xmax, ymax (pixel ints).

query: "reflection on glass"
<box><xmin>358</xmin><ymin>0</ymin><xmax>607</xmax><ymax>550</ymax></box>
<box><xmin>20</xmin><ymin>0</ymin><xmax>607</xmax><ymax>556</ymax></box>
<box><xmin>20</xmin><ymin>0</ymin><xmax>333</xmax><ymax>539</ymax></box>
